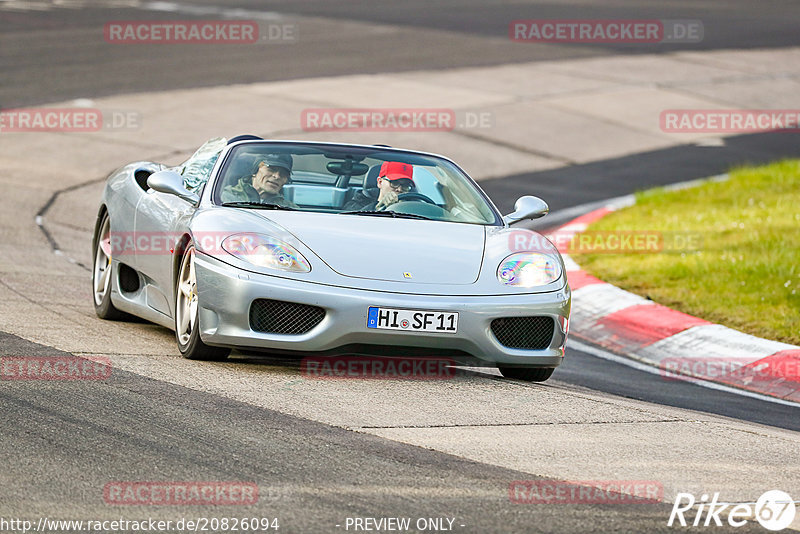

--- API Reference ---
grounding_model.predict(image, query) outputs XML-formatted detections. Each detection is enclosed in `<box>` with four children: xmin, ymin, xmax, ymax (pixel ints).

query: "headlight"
<box><xmin>221</xmin><ymin>233</ymin><xmax>310</xmax><ymax>273</ymax></box>
<box><xmin>497</xmin><ymin>253</ymin><xmax>561</xmax><ymax>287</ymax></box>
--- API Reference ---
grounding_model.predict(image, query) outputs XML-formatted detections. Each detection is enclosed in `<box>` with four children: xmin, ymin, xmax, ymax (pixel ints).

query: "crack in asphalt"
<box><xmin>0</xmin><ymin>278</ymin><xmax>93</xmax><ymax>327</ymax></box>
<box><xmin>353</xmin><ymin>419</ymin><xmax>688</xmax><ymax>429</ymax></box>
<box><xmin>35</xmin><ymin>176</ymin><xmax>106</xmax><ymax>271</ymax></box>
<box><xmin>33</xmin><ymin>149</ymin><xmax>191</xmax><ymax>272</ymax></box>
<box><xmin>449</xmin><ymin>126</ymin><xmax>575</xmax><ymax>165</ymax></box>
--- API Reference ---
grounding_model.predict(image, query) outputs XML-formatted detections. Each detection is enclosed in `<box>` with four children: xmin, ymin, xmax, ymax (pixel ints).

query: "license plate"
<box><xmin>367</xmin><ymin>307</ymin><xmax>458</xmax><ymax>334</ymax></box>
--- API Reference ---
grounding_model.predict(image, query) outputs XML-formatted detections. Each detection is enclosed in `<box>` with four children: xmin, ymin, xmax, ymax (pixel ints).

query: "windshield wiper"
<box><xmin>340</xmin><ymin>210</ymin><xmax>433</xmax><ymax>220</ymax></box>
<box><xmin>221</xmin><ymin>202</ymin><xmax>296</xmax><ymax>211</ymax></box>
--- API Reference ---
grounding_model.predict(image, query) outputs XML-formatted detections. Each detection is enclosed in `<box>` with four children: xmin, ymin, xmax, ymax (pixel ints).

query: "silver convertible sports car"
<box><xmin>92</xmin><ymin>137</ymin><xmax>571</xmax><ymax>381</ymax></box>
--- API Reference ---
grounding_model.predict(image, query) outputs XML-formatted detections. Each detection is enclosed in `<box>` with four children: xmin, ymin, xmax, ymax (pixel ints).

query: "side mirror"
<box><xmin>503</xmin><ymin>195</ymin><xmax>549</xmax><ymax>225</ymax></box>
<box><xmin>147</xmin><ymin>170</ymin><xmax>200</xmax><ymax>205</ymax></box>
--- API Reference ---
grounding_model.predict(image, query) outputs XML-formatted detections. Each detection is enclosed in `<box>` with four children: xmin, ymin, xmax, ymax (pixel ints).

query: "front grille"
<box><xmin>490</xmin><ymin>316</ymin><xmax>554</xmax><ymax>350</ymax></box>
<box><xmin>249</xmin><ymin>299</ymin><xmax>325</xmax><ymax>335</ymax></box>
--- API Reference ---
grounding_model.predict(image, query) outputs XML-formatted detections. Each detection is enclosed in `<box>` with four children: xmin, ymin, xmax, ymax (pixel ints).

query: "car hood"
<box><xmin>260</xmin><ymin>211</ymin><xmax>485</xmax><ymax>284</ymax></box>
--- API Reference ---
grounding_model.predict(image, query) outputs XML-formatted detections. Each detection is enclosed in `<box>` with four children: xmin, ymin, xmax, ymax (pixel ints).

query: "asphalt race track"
<box><xmin>4</xmin><ymin>0</ymin><xmax>800</xmax><ymax>108</ymax></box>
<box><xmin>1</xmin><ymin>1</ymin><xmax>799</xmax><ymax>533</ymax></box>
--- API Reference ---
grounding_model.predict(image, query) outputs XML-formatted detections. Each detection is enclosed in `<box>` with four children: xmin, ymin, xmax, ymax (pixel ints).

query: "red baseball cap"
<box><xmin>379</xmin><ymin>161</ymin><xmax>414</xmax><ymax>182</ymax></box>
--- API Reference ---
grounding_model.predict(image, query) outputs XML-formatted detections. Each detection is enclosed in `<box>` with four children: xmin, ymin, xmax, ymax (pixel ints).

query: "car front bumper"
<box><xmin>195</xmin><ymin>253</ymin><xmax>570</xmax><ymax>367</ymax></box>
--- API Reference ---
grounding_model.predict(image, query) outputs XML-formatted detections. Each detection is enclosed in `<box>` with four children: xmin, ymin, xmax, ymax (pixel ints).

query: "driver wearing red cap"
<box><xmin>344</xmin><ymin>161</ymin><xmax>415</xmax><ymax>211</ymax></box>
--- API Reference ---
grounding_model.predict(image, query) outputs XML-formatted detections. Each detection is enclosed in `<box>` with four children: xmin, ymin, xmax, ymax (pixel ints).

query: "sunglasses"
<box><xmin>385</xmin><ymin>179</ymin><xmax>413</xmax><ymax>192</ymax></box>
<box><xmin>258</xmin><ymin>163</ymin><xmax>290</xmax><ymax>180</ymax></box>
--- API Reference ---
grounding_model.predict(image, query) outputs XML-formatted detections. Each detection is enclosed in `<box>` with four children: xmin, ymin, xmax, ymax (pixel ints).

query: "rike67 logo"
<box><xmin>668</xmin><ymin>490</ymin><xmax>796</xmax><ymax>531</ymax></box>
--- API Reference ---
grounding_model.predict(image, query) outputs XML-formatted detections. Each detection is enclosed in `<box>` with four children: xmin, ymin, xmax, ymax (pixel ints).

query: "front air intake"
<box><xmin>490</xmin><ymin>316</ymin><xmax>554</xmax><ymax>350</ymax></box>
<box><xmin>249</xmin><ymin>299</ymin><xmax>325</xmax><ymax>335</ymax></box>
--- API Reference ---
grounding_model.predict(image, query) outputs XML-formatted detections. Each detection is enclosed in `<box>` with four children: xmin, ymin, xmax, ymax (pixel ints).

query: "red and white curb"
<box><xmin>552</xmin><ymin>203</ymin><xmax>800</xmax><ymax>403</ymax></box>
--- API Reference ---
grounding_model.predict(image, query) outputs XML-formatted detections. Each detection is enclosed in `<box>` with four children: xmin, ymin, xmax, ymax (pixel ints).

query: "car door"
<box><xmin>133</xmin><ymin>189</ymin><xmax>196</xmax><ymax>318</ymax></box>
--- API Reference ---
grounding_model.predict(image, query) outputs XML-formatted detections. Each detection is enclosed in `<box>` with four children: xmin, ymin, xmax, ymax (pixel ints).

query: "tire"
<box><xmin>175</xmin><ymin>244</ymin><xmax>230</xmax><ymax>361</ymax></box>
<box><xmin>92</xmin><ymin>212</ymin><xmax>128</xmax><ymax>320</ymax></box>
<box><xmin>498</xmin><ymin>366</ymin><xmax>555</xmax><ymax>382</ymax></box>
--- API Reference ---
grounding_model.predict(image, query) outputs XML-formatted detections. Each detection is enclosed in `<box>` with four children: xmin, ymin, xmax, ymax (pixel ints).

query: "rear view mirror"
<box><xmin>327</xmin><ymin>161</ymin><xmax>369</xmax><ymax>176</ymax></box>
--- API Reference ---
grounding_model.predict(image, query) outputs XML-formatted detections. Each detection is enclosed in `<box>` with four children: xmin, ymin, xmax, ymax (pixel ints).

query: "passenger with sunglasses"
<box><xmin>221</xmin><ymin>154</ymin><xmax>298</xmax><ymax>208</ymax></box>
<box><xmin>343</xmin><ymin>161</ymin><xmax>414</xmax><ymax>212</ymax></box>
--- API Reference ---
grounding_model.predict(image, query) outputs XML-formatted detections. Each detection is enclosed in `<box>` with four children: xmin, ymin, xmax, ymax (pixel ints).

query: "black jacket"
<box><xmin>342</xmin><ymin>190</ymin><xmax>379</xmax><ymax>211</ymax></box>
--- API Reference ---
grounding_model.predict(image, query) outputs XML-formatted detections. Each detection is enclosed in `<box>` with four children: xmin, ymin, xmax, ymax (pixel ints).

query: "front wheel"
<box><xmin>498</xmin><ymin>367</ymin><xmax>555</xmax><ymax>382</ymax></box>
<box><xmin>175</xmin><ymin>244</ymin><xmax>230</xmax><ymax>361</ymax></box>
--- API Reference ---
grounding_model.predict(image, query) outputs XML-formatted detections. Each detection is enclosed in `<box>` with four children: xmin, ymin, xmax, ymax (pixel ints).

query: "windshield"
<box><xmin>174</xmin><ymin>136</ymin><xmax>227</xmax><ymax>192</ymax></box>
<box><xmin>212</xmin><ymin>142</ymin><xmax>501</xmax><ymax>225</ymax></box>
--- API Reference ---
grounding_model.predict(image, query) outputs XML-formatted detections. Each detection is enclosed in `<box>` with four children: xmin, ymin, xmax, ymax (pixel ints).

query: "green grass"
<box><xmin>572</xmin><ymin>159</ymin><xmax>800</xmax><ymax>345</ymax></box>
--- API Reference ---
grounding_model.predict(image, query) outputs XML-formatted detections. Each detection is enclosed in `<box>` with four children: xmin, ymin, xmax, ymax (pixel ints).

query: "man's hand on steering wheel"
<box><xmin>376</xmin><ymin>190</ymin><xmax>399</xmax><ymax>210</ymax></box>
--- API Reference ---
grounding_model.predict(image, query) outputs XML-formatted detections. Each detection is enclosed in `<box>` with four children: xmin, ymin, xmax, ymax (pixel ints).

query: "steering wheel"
<box><xmin>397</xmin><ymin>192</ymin><xmax>436</xmax><ymax>205</ymax></box>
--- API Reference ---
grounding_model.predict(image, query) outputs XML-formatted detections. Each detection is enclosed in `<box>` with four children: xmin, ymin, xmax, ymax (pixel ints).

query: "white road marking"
<box><xmin>571</xmin><ymin>282</ymin><xmax>653</xmax><ymax>322</ymax></box>
<box><xmin>637</xmin><ymin>324</ymin><xmax>797</xmax><ymax>365</ymax></box>
<box><xmin>569</xmin><ymin>339</ymin><xmax>800</xmax><ymax>408</ymax></box>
